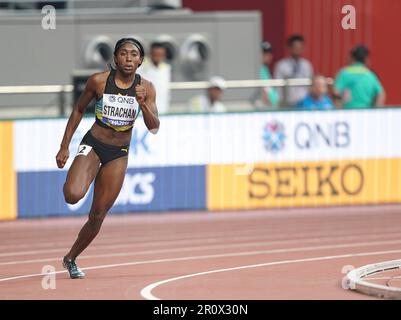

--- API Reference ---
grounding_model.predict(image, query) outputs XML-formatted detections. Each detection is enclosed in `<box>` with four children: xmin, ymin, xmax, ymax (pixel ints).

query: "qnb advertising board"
<box><xmin>12</xmin><ymin>109</ymin><xmax>401</xmax><ymax>217</ymax></box>
<box><xmin>206</xmin><ymin>109</ymin><xmax>401</xmax><ymax>210</ymax></box>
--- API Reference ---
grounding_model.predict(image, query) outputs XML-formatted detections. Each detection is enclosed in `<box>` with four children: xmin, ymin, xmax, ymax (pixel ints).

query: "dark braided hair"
<box><xmin>113</xmin><ymin>38</ymin><xmax>145</xmax><ymax>67</ymax></box>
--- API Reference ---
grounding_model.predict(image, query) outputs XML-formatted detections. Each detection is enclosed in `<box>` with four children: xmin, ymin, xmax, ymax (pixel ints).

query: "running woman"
<box><xmin>55</xmin><ymin>38</ymin><xmax>160</xmax><ymax>279</ymax></box>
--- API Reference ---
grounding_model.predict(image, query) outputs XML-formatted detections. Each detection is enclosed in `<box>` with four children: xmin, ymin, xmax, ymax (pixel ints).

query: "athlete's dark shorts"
<box><xmin>78</xmin><ymin>130</ymin><xmax>129</xmax><ymax>165</ymax></box>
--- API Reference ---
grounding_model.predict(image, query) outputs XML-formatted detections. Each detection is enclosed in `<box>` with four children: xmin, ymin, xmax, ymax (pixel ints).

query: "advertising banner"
<box><xmin>0</xmin><ymin>122</ymin><xmax>16</xmax><ymax>221</ymax></box>
<box><xmin>18</xmin><ymin>165</ymin><xmax>206</xmax><ymax>218</ymax></box>
<box><xmin>14</xmin><ymin>109</ymin><xmax>401</xmax><ymax>172</ymax></box>
<box><xmin>12</xmin><ymin>109</ymin><xmax>401</xmax><ymax>217</ymax></box>
<box><xmin>207</xmin><ymin>158</ymin><xmax>401</xmax><ymax>210</ymax></box>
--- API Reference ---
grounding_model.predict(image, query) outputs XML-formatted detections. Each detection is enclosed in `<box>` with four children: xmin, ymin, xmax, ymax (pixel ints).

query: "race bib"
<box><xmin>101</xmin><ymin>93</ymin><xmax>140</xmax><ymax>127</ymax></box>
<box><xmin>76</xmin><ymin>144</ymin><xmax>92</xmax><ymax>157</ymax></box>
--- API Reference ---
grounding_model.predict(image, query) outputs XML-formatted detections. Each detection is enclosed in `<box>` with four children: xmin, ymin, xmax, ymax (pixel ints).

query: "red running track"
<box><xmin>0</xmin><ymin>205</ymin><xmax>401</xmax><ymax>300</ymax></box>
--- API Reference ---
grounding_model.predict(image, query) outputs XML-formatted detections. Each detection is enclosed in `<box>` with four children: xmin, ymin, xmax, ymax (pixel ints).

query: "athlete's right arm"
<box><xmin>56</xmin><ymin>75</ymin><xmax>98</xmax><ymax>169</ymax></box>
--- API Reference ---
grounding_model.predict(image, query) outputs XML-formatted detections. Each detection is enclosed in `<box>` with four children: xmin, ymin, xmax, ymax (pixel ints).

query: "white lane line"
<box><xmin>140</xmin><ymin>249</ymin><xmax>401</xmax><ymax>300</ymax></box>
<box><xmin>0</xmin><ymin>234</ymin><xmax>258</xmax><ymax>258</ymax></box>
<box><xmin>2</xmin><ymin>224</ymin><xmax>401</xmax><ymax>251</ymax></box>
<box><xmin>0</xmin><ymin>237</ymin><xmax>401</xmax><ymax>266</ymax></box>
<box><xmin>0</xmin><ymin>270</ymin><xmax>69</xmax><ymax>282</ymax></box>
<box><xmin>2</xmin><ymin>228</ymin><xmax>401</xmax><ymax>259</ymax></box>
<box><xmin>0</xmin><ymin>238</ymin><xmax>289</xmax><ymax>266</ymax></box>
<box><xmin>2</xmin><ymin>236</ymin><xmax>401</xmax><ymax>267</ymax></box>
<box><xmin>0</xmin><ymin>228</ymin><xmax>284</xmax><ymax>257</ymax></box>
<box><xmin>2</xmin><ymin>241</ymin><xmax>401</xmax><ymax>283</ymax></box>
<box><xmin>0</xmin><ymin>227</ymin><xmax>279</xmax><ymax>250</ymax></box>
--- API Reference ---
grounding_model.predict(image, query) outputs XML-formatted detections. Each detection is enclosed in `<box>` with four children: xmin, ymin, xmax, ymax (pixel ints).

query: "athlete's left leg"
<box><xmin>65</xmin><ymin>155</ymin><xmax>128</xmax><ymax>260</ymax></box>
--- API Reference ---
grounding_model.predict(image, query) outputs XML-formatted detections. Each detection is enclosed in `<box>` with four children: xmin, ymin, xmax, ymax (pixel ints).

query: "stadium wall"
<box><xmin>5</xmin><ymin>109</ymin><xmax>401</xmax><ymax>219</ymax></box>
<box><xmin>184</xmin><ymin>0</ymin><xmax>401</xmax><ymax>105</ymax></box>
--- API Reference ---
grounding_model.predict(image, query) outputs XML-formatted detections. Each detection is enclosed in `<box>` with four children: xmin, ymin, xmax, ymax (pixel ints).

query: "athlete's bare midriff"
<box><xmin>90</xmin><ymin>122</ymin><xmax>132</xmax><ymax>146</ymax></box>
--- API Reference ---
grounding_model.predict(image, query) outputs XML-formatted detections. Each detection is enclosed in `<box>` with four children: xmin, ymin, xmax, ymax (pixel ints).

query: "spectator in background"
<box><xmin>188</xmin><ymin>76</ymin><xmax>226</xmax><ymax>113</ymax></box>
<box><xmin>296</xmin><ymin>75</ymin><xmax>334</xmax><ymax>110</ymax></box>
<box><xmin>334</xmin><ymin>45</ymin><xmax>385</xmax><ymax>108</ymax></box>
<box><xmin>260</xmin><ymin>41</ymin><xmax>279</xmax><ymax>108</ymax></box>
<box><xmin>274</xmin><ymin>34</ymin><xmax>313</xmax><ymax>107</ymax></box>
<box><xmin>137</xmin><ymin>42</ymin><xmax>171</xmax><ymax>114</ymax></box>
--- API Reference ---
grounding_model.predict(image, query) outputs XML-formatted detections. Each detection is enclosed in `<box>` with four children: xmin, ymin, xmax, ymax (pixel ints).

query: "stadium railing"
<box><xmin>0</xmin><ymin>78</ymin><xmax>332</xmax><ymax>117</ymax></box>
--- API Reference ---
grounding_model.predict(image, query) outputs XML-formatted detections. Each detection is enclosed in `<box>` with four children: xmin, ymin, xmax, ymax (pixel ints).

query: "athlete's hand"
<box><xmin>135</xmin><ymin>84</ymin><xmax>147</xmax><ymax>107</ymax></box>
<box><xmin>56</xmin><ymin>146</ymin><xmax>69</xmax><ymax>169</ymax></box>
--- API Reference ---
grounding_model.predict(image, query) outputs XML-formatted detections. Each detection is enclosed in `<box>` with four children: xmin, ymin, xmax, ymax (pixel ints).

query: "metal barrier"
<box><xmin>345</xmin><ymin>259</ymin><xmax>401</xmax><ymax>299</ymax></box>
<box><xmin>0</xmin><ymin>78</ymin><xmax>333</xmax><ymax>116</ymax></box>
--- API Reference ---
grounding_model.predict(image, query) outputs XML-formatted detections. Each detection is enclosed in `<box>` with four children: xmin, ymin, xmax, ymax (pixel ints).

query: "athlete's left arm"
<box><xmin>135</xmin><ymin>80</ymin><xmax>160</xmax><ymax>134</ymax></box>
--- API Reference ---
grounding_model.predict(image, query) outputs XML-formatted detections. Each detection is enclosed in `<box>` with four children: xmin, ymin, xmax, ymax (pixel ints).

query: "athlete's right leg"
<box><xmin>63</xmin><ymin>148</ymin><xmax>100</xmax><ymax>204</ymax></box>
<box><xmin>64</xmin><ymin>156</ymin><xmax>128</xmax><ymax>262</ymax></box>
<box><xmin>62</xmin><ymin>147</ymin><xmax>100</xmax><ymax>278</ymax></box>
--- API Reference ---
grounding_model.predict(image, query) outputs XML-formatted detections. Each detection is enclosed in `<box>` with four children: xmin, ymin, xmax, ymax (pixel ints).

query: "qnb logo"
<box><xmin>115</xmin><ymin>172</ymin><xmax>155</xmax><ymax>206</ymax></box>
<box><xmin>118</xmin><ymin>96</ymin><xmax>135</xmax><ymax>104</ymax></box>
<box><xmin>108</xmin><ymin>95</ymin><xmax>135</xmax><ymax>104</ymax></box>
<box><xmin>295</xmin><ymin>122</ymin><xmax>350</xmax><ymax>150</ymax></box>
<box><xmin>262</xmin><ymin>121</ymin><xmax>286</xmax><ymax>153</ymax></box>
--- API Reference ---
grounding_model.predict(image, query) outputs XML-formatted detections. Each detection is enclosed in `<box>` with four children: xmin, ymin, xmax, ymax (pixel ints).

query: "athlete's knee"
<box><xmin>63</xmin><ymin>184</ymin><xmax>85</xmax><ymax>204</ymax></box>
<box><xmin>88</xmin><ymin>211</ymin><xmax>107</xmax><ymax>227</ymax></box>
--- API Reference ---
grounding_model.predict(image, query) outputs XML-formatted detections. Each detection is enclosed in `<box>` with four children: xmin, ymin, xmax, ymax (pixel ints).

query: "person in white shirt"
<box><xmin>274</xmin><ymin>34</ymin><xmax>314</xmax><ymax>107</ymax></box>
<box><xmin>188</xmin><ymin>76</ymin><xmax>227</xmax><ymax>113</ymax></box>
<box><xmin>137</xmin><ymin>42</ymin><xmax>171</xmax><ymax>114</ymax></box>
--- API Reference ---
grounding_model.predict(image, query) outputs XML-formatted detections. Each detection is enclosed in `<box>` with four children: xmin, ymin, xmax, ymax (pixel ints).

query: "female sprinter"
<box><xmin>55</xmin><ymin>38</ymin><xmax>160</xmax><ymax>279</ymax></box>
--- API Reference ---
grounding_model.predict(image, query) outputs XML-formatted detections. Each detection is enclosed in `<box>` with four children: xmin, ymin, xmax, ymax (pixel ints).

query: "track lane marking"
<box><xmin>2</xmin><ymin>244</ymin><xmax>401</xmax><ymax>283</ymax></box>
<box><xmin>140</xmin><ymin>249</ymin><xmax>401</xmax><ymax>300</ymax></box>
<box><xmin>2</xmin><ymin>236</ymin><xmax>401</xmax><ymax>266</ymax></box>
<box><xmin>2</xmin><ymin>229</ymin><xmax>401</xmax><ymax>259</ymax></box>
